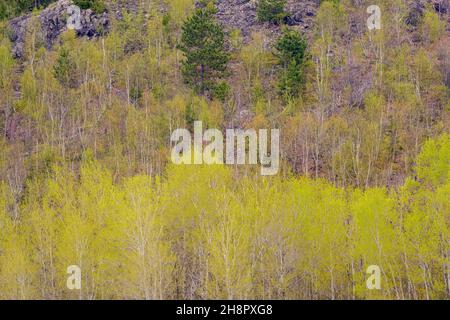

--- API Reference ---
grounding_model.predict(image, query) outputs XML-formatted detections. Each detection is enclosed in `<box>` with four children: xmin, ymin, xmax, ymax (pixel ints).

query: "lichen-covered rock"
<box><xmin>9</xmin><ymin>0</ymin><xmax>110</xmax><ymax>58</ymax></box>
<box><xmin>212</xmin><ymin>0</ymin><xmax>319</xmax><ymax>41</ymax></box>
<box><xmin>7</xmin><ymin>0</ymin><xmax>448</xmax><ymax>59</ymax></box>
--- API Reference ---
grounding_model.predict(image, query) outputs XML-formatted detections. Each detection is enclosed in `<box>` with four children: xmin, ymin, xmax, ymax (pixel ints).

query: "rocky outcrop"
<box><xmin>9</xmin><ymin>0</ymin><xmax>109</xmax><ymax>58</ymax></box>
<box><xmin>212</xmin><ymin>0</ymin><xmax>449</xmax><ymax>41</ymax></box>
<box><xmin>7</xmin><ymin>0</ymin><xmax>449</xmax><ymax>59</ymax></box>
<box><xmin>406</xmin><ymin>0</ymin><xmax>450</xmax><ymax>28</ymax></box>
<box><xmin>213</xmin><ymin>0</ymin><xmax>319</xmax><ymax>40</ymax></box>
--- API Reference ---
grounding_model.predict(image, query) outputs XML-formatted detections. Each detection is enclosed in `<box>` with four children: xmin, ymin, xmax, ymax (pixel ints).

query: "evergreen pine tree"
<box><xmin>257</xmin><ymin>0</ymin><xmax>287</xmax><ymax>24</ymax></box>
<box><xmin>275</xmin><ymin>29</ymin><xmax>308</xmax><ymax>99</ymax></box>
<box><xmin>53</xmin><ymin>47</ymin><xmax>77</xmax><ymax>88</ymax></box>
<box><xmin>178</xmin><ymin>8</ymin><xmax>229</xmax><ymax>95</ymax></box>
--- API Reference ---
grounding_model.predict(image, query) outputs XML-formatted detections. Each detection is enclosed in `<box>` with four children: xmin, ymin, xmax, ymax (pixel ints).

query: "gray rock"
<box><xmin>9</xmin><ymin>0</ymin><xmax>110</xmax><ymax>58</ymax></box>
<box><xmin>212</xmin><ymin>0</ymin><xmax>319</xmax><ymax>41</ymax></box>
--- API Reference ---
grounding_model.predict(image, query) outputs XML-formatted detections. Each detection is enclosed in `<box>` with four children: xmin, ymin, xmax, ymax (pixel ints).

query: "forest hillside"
<box><xmin>0</xmin><ymin>0</ymin><xmax>449</xmax><ymax>299</ymax></box>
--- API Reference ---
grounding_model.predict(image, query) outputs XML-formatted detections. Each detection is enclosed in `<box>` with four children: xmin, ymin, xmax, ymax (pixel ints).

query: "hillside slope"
<box><xmin>0</xmin><ymin>0</ymin><xmax>448</xmax><ymax>301</ymax></box>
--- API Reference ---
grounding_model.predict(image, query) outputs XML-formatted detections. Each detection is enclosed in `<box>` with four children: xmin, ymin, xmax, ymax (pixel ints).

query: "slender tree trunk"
<box><xmin>201</xmin><ymin>64</ymin><xmax>205</xmax><ymax>95</ymax></box>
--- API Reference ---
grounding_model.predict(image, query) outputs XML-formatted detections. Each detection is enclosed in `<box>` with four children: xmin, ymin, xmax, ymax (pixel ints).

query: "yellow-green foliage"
<box><xmin>0</xmin><ymin>135</ymin><xmax>448</xmax><ymax>300</ymax></box>
<box><xmin>421</xmin><ymin>9</ymin><xmax>445</xmax><ymax>43</ymax></box>
<box><xmin>0</xmin><ymin>0</ymin><xmax>448</xmax><ymax>301</ymax></box>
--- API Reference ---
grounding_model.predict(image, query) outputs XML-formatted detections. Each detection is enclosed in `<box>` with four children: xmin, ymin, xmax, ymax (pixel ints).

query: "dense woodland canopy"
<box><xmin>0</xmin><ymin>0</ymin><xmax>448</xmax><ymax>299</ymax></box>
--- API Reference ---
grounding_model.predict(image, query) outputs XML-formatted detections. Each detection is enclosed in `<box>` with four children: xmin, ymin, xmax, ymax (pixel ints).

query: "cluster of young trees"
<box><xmin>0</xmin><ymin>0</ymin><xmax>448</xmax><ymax>300</ymax></box>
<box><xmin>0</xmin><ymin>134</ymin><xmax>448</xmax><ymax>299</ymax></box>
<box><xmin>278</xmin><ymin>0</ymin><xmax>448</xmax><ymax>187</ymax></box>
<box><xmin>73</xmin><ymin>0</ymin><xmax>106</xmax><ymax>14</ymax></box>
<box><xmin>0</xmin><ymin>0</ymin><xmax>446</xmax><ymax>186</ymax></box>
<box><xmin>0</xmin><ymin>0</ymin><xmax>56</xmax><ymax>20</ymax></box>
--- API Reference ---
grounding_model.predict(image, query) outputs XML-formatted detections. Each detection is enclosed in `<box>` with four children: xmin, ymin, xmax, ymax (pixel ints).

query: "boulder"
<box><xmin>9</xmin><ymin>0</ymin><xmax>110</xmax><ymax>58</ymax></box>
